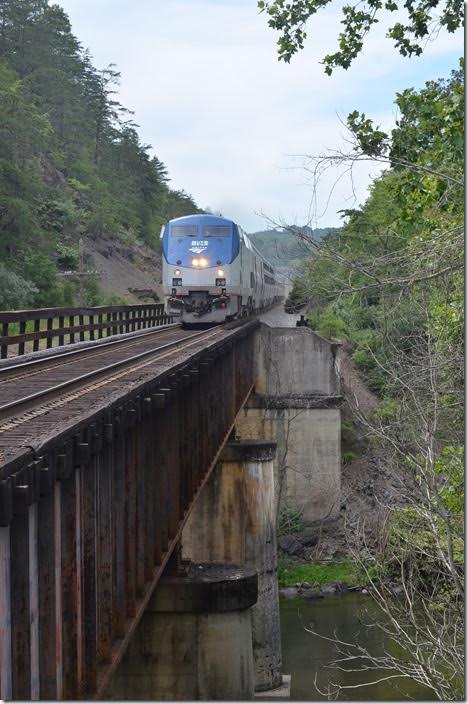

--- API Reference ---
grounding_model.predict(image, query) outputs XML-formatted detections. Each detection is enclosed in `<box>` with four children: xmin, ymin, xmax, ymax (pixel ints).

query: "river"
<box><xmin>280</xmin><ymin>593</ymin><xmax>433</xmax><ymax>700</ymax></box>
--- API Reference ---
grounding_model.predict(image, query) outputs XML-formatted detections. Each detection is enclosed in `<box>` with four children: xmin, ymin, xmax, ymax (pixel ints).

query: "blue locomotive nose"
<box><xmin>162</xmin><ymin>215</ymin><xmax>239</xmax><ymax>267</ymax></box>
<box><xmin>162</xmin><ymin>212</ymin><xmax>284</xmax><ymax>326</ymax></box>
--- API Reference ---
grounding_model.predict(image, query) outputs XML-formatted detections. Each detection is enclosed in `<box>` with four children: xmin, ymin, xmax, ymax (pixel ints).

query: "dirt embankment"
<box><xmin>280</xmin><ymin>342</ymin><xmax>413</xmax><ymax>563</ymax></box>
<box><xmin>85</xmin><ymin>237</ymin><xmax>163</xmax><ymax>304</ymax></box>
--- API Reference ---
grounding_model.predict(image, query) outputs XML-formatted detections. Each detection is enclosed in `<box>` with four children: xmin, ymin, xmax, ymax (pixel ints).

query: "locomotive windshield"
<box><xmin>201</xmin><ymin>225</ymin><xmax>231</xmax><ymax>237</ymax></box>
<box><xmin>170</xmin><ymin>224</ymin><xmax>231</xmax><ymax>237</ymax></box>
<box><xmin>170</xmin><ymin>225</ymin><xmax>198</xmax><ymax>237</ymax></box>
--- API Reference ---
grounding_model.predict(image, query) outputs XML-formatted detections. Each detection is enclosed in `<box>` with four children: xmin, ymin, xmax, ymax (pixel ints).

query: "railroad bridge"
<box><xmin>0</xmin><ymin>304</ymin><xmax>341</xmax><ymax>700</ymax></box>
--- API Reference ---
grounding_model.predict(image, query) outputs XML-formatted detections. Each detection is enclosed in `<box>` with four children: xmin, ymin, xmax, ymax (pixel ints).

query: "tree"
<box><xmin>284</xmin><ymin>67</ymin><xmax>464</xmax><ymax>699</ymax></box>
<box><xmin>258</xmin><ymin>0</ymin><xmax>463</xmax><ymax>73</ymax></box>
<box><xmin>0</xmin><ymin>0</ymin><xmax>202</xmax><ymax>309</ymax></box>
<box><xmin>309</xmin><ymin>308</ymin><xmax>464</xmax><ymax>700</ymax></box>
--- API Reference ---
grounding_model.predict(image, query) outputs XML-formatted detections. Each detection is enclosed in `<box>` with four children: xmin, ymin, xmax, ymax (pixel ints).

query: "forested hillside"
<box><xmin>0</xmin><ymin>0</ymin><xmax>201</xmax><ymax>310</ymax></box>
<box><xmin>286</xmin><ymin>64</ymin><xmax>464</xmax><ymax>698</ymax></box>
<box><xmin>249</xmin><ymin>226</ymin><xmax>338</xmax><ymax>268</ymax></box>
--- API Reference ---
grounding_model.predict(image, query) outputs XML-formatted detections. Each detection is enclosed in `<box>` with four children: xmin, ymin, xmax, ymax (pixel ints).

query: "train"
<box><xmin>161</xmin><ymin>214</ymin><xmax>284</xmax><ymax>325</ymax></box>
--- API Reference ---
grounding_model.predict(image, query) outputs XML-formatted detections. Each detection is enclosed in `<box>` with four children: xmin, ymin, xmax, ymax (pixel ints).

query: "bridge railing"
<box><xmin>0</xmin><ymin>304</ymin><xmax>172</xmax><ymax>358</ymax></box>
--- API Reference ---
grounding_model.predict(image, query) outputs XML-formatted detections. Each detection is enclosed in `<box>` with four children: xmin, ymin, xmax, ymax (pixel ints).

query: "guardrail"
<box><xmin>0</xmin><ymin>304</ymin><xmax>172</xmax><ymax>358</ymax></box>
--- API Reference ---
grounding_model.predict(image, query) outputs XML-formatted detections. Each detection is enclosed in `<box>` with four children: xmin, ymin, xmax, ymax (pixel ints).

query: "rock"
<box><xmin>279</xmin><ymin>587</ymin><xmax>299</xmax><ymax>599</ymax></box>
<box><xmin>297</xmin><ymin>527</ymin><xmax>319</xmax><ymax>546</ymax></box>
<box><xmin>279</xmin><ymin>535</ymin><xmax>303</xmax><ymax>556</ymax></box>
<box><xmin>361</xmin><ymin>588</ymin><xmax>368</xmax><ymax>594</ymax></box>
<box><xmin>298</xmin><ymin>535</ymin><xmax>318</xmax><ymax>547</ymax></box>
<box><xmin>320</xmin><ymin>584</ymin><xmax>337</xmax><ymax>595</ymax></box>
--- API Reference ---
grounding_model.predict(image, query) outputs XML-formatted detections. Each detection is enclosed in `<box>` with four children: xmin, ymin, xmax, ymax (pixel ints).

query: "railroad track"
<box><xmin>0</xmin><ymin>324</ymin><xmax>222</xmax><ymax>425</ymax></box>
<box><xmin>0</xmin><ymin>322</ymin><xmax>181</xmax><ymax>381</ymax></box>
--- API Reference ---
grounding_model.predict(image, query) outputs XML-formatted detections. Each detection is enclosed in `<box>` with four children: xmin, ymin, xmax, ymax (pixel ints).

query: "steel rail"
<box><xmin>0</xmin><ymin>327</ymin><xmax>220</xmax><ymax>423</ymax></box>
<box><xmin>0</xmin><ymin>323</ymin><xmax>181</xmax><ymax>382</ymax></box>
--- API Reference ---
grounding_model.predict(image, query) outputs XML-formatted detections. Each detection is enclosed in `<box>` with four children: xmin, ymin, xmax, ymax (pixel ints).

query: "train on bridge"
<box><xmin>161</xmin><ymin>214</ymin><xmax>284</xmax><ymax>325</ymax></box>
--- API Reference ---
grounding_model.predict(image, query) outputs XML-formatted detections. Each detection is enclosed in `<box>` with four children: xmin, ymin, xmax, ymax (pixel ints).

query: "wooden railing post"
<box><xmin>59</xmin><ymin>316</ymin><xmax>65</xmax><ymax>347</ymax></box>
<box><xmin>18</xmin><ymin>322</ymin><xmax>26</xmax><ymax>356</ymax></box>
<box><xmin>1</xmin><ymin>322</ymin><xmax>8</xmax><ymax>358</ymax></box>
<box><xmin>69</xmin><ymin>315</ymin><xmax>75</xmax><ymax>344</ymax></box>
<box><xmin>79</xmin><ymin>314</ymin><xmax>85</xmax><ymax>342</ymax></box>
<box><xmin>33</xmin><ymin>320</ymin><xmax>40</xmax><ymax>352</ymax></box>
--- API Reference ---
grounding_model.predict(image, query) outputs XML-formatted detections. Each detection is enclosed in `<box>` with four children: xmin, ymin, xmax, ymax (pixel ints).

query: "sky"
<box><xmin>56</xmin><ymin>0</ymin><xmax>462</xmax><ymax>233</ymax></box>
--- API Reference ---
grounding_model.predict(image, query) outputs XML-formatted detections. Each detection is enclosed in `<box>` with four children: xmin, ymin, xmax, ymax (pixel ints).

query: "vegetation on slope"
<box><xmin>0</xmin><ymin>0</ymin><xmax>201</xmax><ymax>310</ymax></box>
<box><xmin>285</xmin><ymin>65</ymin><xmax>464</xmax><ymax>699</ymax></box>
<box><xmin>249</xmin><ymin>226</ymin><xmax>338</xmax><ymax>268</ymax></box>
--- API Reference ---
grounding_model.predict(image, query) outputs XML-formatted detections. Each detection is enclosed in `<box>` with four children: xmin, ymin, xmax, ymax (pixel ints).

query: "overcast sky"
<box><xmin>57</xmin><ymin>0</ymin><xmax>461</xmax><ymax>233</ymax></box>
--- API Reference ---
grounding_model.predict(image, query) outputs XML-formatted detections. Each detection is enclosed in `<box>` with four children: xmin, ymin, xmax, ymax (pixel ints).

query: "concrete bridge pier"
<box><xmin>104</xmin><ymin>563</ymin><xmax>257</xmax><ymax>700</ymax></box>
<box><xmin>182</xmin><ymin>440</ymin><xmax>285</xmax><ymax>694</ymax></box>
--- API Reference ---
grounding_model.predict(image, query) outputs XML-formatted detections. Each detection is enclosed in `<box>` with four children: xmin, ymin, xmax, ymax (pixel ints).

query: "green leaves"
<box><xmin>0</xmin><ymin>264</ymin><xmax>37</xmax><ymax>309</ymax></box>
<box><xmin>259</xmin><ymin>0</ymin><xmax>463</xmax><ymax>71</ymax></box>
<box><xmin>347</xmin><ymin>111</ymin><xmax>388</xmax><ymax>156</ymax></box>
<box><xmin>0</xmin><ymin>1</ymin><xmax>202</xmax><ymax>309</ymax></box>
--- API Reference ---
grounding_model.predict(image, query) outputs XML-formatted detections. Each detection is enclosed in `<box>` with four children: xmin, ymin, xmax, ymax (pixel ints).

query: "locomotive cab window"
<box><xmin>170</xmin><ymin>225</ymin><xmax>198</xmax><ymax>237</ymax></box>
<box><xmin>202</xmin><ymin>226</ymin><xmax>231</xmax><ymax>237</ymax></box>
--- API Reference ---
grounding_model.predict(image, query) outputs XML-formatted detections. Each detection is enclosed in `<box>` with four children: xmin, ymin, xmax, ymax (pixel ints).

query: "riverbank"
<box><xmin>278</xmin><ymin>555</ymin><xmax>405</xmax><ymax>599</ymax></box>
<box><xmin>278</xmin><ymin>557</ymin><xmax>374</xmax><ymax>598</ymax></box>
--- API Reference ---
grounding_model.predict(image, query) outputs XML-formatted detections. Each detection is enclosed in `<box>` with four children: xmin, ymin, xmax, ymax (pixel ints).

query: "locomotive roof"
<box><xmin>167</xmin><ymin>213</ymin><xmax>236</xmax><ymax>227</ymax></box>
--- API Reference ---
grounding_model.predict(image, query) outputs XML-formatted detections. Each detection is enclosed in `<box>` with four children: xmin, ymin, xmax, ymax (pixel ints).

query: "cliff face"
<box><xmin>86</xmin><ymin>237</ymin><xmax>163</xmax><ymax>304</ymax></box>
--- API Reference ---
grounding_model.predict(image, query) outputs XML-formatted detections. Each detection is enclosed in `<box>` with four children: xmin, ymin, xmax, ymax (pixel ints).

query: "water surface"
<box><xmin>280</xmin><ymin>593</ymin><xmax>433</xmax><ymax>700</ymax></box>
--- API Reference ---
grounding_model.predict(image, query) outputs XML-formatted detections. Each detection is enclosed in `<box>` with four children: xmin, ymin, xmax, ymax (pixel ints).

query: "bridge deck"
<box><xmin>0</xmin><ymin>321</ymin><xmax>257</xmax><ymax>700</ymax></box>
<box><xmin>0</xmin><ymin>325</ymin><xmax>223</xmax><ymax>467</ymax></box>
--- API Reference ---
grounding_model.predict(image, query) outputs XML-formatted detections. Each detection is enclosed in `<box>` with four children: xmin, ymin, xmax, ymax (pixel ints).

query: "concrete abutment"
<box><xmin>104</xmin><ymin>564</ymin><xmax>257</xmax><ymax>701</ymax></box>
<box><xmin>236</xmin><ymin>319</ymin><xmax>342</xmax><ymax>525</ymax></box>
<box><xmin>182</xmin><ymin>440</ymin><xmax>284</xmax><ymax>693</ymax></box>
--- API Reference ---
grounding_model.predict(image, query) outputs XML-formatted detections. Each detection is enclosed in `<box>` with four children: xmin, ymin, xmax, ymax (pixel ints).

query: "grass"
<box><xmin>277</xmin><ymin>556</ymin><xmax>363</xmax><ymax>588</ymax></box>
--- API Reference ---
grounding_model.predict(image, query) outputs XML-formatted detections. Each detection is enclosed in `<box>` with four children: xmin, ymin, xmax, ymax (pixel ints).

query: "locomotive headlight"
<box><xmin>217</xmin><ymin>269</ymin><xmax>224</xmax><ymax>277</ymax></box>
<box><xmin>192</xmin><ymin>258</ymin><xmax>200</xmax><ymax>267</ymax></box>
<box><xmin>199</xmin><ymin>257</ymin><xmax>208</xmax><ymax>267</ymax></box>
<box><xmin>174</xmin><ymin>268</ymin><xmax>181</xmax><ymax>275</ymax></box>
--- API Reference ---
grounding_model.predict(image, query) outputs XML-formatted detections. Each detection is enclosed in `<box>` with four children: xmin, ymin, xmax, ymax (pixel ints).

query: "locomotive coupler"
<box><xmin>212</xmin><ymin>295</ymin><xmax>229</xmax><ymax>308</ymax></box>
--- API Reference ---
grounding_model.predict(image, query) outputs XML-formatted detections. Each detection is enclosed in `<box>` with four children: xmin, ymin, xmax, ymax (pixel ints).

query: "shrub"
<box><xmin>0</xmin><ymin>265</ymin><xmax>37</xmax><ymax>310</ymax></box>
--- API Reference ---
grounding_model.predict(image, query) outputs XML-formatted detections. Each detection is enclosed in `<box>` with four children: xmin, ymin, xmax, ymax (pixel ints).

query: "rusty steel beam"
<box><xmin>0</xmin><ymin>322</ymin><xmax>258</xmax><ymax>700</ymax></box>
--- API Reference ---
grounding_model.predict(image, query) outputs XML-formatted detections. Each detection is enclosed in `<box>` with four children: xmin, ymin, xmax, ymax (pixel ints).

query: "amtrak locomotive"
<box><xmin>161</xmin><ymin>214</ymin><xmax>284</xmax><ymax>325</ymax></box>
